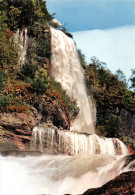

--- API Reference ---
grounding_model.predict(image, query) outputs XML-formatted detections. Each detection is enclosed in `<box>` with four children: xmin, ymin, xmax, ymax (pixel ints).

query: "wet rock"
<box><xmin>83</xmin><ymin>171</ymin><xmax>135</xmax><ymax>195</ymax></box>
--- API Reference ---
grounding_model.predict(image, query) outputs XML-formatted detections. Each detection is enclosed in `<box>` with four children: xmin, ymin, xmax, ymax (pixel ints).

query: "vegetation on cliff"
<box><xmin>0</xmin><ymin>0</ymin><xmax>134</xmax><ymax>150</ymax></box>
<box><xmin>0</xmin><ymin>0</ymin><xmax>79</xmax><ymax>130</ymax></box>
<box><xmin>78</xmin><ymin>51</ymin><xmax>135</xmax><ymax>148</ymax></box>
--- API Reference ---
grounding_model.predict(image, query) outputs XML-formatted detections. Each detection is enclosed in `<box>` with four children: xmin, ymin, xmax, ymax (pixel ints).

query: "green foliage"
<box><xmin>50</xmin><ymin>77</ymin><xmax>79</xmax><ymax>118</ymax></box>
<box><xmin>0</xmin><ymin>11</ymin><xmax>7</xmax><ymax>32</ymax></box>
<box><xmin>0</xmin><ymin>0</ymin><xmax>79</xmax><ymax>120</ymax></box>
<box><xmin>7</xmin><ymin>6</ymin><xmax>21</xmax><ymax>30</ymax></box>
<box><xmin>33</xmin><ymin>0</ymin><xmax>53</xmax><ymax>23</ymax></box>
<box><xmin>0</xmin><ymin>96</ymin><xmax>10</xmax><ymax>109</ymax></box>
<box><xmin>105</xmin><ymin>113</ymin><xmax>121</xmax><ymax>137</ymax></box>
<box><xmin>0</xmin><ymin>0</ymin><xmax>53</xmax><ymax>30</ymax></box>
<box><xmin>20</xmin><ymin>63</ymin><xmax>37</xmax><ymax>80</ymax></box>
<box><xmin>87</xmin><ymin>57</ymin><xmax>135</xmax><ymax>112</ymax></box>
<box><xmin>122</xmin><ymin>136</ymin><xmax>135</xmax><ymax>149</ymax></box>
<box><xmin>122</xmin><ymin>91</ymin><xmax>135</xmax><ymax>111</ymax></box>
<box><xmin>86</xmin><ymin>57</ymin><xmax>135</xmax><ymax>137</ymax></box>
<box><xmin>31</xmin><ymin>78</ymin><xmax>47</xmax><ymax>95</ymax></box>
<box><xmin>0</xmin><ymin>93</ymin><xmax>30</xmax><ymax>112</ymax></box>
<box><xmin>31</xmin><ymin>70</ymin><xmax>50</xmax><ymax>95</ymax></box>
<box><xmin>0</xmin><ymin>71</ymin><xmax>7</xmax><ymax>91</ymax></box>
<box><xmin>0</xmin><ymin>31</ymin><xmax>18</xmax><ymax>73</ymax></box>
<box><xmin>36</xmin><ymin>33</ymin><xmax>51</xmax><ymax>58</ymax></box>
<box><xmin>13</xmin><ymin>97</ymin><xmax>27</xmax><ymax>106</ymax></box>
<box><xmin>78</xmin><ymin>49</ymin><xmax>87</xmax><ymax>69</ymax></box>
<box><xmin>129</xmin><ymin>68</ymin><xmax>135</xmax><ymax>92</ymax></box>
<box><xmin>116</xmin><ymin>69</ymin><xmax>127</xmax><ymax>87</ymax></box>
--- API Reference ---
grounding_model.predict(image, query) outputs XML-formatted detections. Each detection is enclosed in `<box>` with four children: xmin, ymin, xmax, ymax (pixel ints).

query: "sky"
<box><xmin>46</xmin><ymin>0</ymin><xmax>135</xmax><ymax>79</ymax></box>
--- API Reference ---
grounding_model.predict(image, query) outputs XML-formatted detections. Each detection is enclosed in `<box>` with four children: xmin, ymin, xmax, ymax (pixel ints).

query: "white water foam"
<box><xmin>50</xmin><ymin>27</ymin><xmax>95</xmax><ymax>134</ymax></box>
<box><xmin>1</xmin><ymin>154</ymin><xmax>134</xmax><ymax>195</ymax></box>
<box><xmin>31</xmin><ymin>127</ymin><xmax>129</xmax><ymax>155</ymax></box>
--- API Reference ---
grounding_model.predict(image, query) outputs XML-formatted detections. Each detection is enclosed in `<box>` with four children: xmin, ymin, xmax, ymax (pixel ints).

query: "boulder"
<box><xmin>83</xmin><ymin>171</ymin><xmax>135</xmax><ymax>195</ymax></box>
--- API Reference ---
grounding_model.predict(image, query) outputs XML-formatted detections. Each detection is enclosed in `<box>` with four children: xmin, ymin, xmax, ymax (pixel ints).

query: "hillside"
<box><xmin>0</xmin><ymin>0</ymin><xmax>135</xmax><ymax>151</ymax></box>
<box><xmin>0</xmin><ymin>0</ymin><xmax>79</xmax><ymax>150</ymax></box>
<box><xmin>78</xmin><ymin>52</ymin><xmax>135</xmax><ymax>151</ymax></box>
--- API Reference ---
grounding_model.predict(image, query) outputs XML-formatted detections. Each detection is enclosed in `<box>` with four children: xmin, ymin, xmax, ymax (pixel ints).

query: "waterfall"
<box><xmin>13</xmin><ymin>28</ymin><xmax>28</xmax><ymax>67</ymax></box>
<box><xmin>50</xmin><ymin>27</ymin><xmax>95</xmax><ymax>134</ymax></box>
<box><xmin>1</xmin><ymin>27</ymin><xmax>133</xmax><ymax>195</ymax></box>
<box><xmin>0</xmin><ymin>154</ymin><xmax>135</xmax><ymax>195</ymax></box>
<box><xmin>31</xmin><ymin>127</ymin><xmax>128</xmax><ymax>156</ymax></box>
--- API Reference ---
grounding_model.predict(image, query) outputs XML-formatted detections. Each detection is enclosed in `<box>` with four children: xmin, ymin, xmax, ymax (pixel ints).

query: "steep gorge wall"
<box><xmin>120</xmin><ymin>109</ymin><xmax>135</xmax><ymax>139</ymax></box>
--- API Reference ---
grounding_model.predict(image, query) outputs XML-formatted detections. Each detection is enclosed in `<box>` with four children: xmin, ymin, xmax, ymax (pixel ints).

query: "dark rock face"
<box><xmin>0</xmin><ymin>94</ymin><xmax>70</xmax><ymax>151</ymax></box>
<box><xmin>33</xmin><ymin>95</ymin><xmax>70</xmax><ymax>130</ymax></box>
<box><xmin>120</xmin><ymin>109</ymin><xmax>135</xmax><ymax>139</ymax></box>
<box><xmin>0</xmin><ymin>109</ymin><xmax>41</xmax><ymax>151</ymax></box>
<box><xmin>83</xmin><ymin>171</ymin><xmax>135</xmax><ymax>195</ymax></box>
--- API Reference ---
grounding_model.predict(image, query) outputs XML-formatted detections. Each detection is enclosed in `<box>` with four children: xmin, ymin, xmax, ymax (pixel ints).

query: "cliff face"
<box><xmin>0</xmin><ymin>24</ymin><xmax>73</xmax><ymax>151</ymax></box>
<box><xmin>0</xmin><ymin>108</ymin><xmax>40</xmax><ymax>151</ymax></box>
<box><xmin>0</xmin><ymin>93</ymin><xmax>70</xmax><ymax>151</ymax></box>
<box><xmin>120</xmin><ymin>109</ymin><xmax>135</xmax><ymax>139</ymax></box>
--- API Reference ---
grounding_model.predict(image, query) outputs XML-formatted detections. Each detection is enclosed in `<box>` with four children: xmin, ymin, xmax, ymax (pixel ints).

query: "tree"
<box><xmin>129</xmin><ymin>69</ymin><xmax>135</xmax><ymax>92</ymax></box>
<box><xmin>78</xmin><ymin>49</ymin><xmax>87</xmax><ymax>69</ymax></box>
<box><xmin>0</xmin><ymin>10</ymin><xmax>7</xmax><ymax>32</ymax></box>
<box><xmin>0</xmin><ymin>0</ymin><xmax>52</xmax><ymax>30</ymax></box>
<box><xmin>0</xmin><ymin>71</ymin><xmax>7</xmax><ymax>91</ymax></box>
<box><xmin>116</xmin><ymin>69</ymin><xmax>127</xmax><ymax>88</ymax></box>
<box><xmin>7</xmin><ymin>6</ymin><xmax>21</xmax><ymax>30</ymax></box>
<box><xmin>106</xmin><ymin>113</ymin><xmax>121</xmax><ymax>137</ymax></box>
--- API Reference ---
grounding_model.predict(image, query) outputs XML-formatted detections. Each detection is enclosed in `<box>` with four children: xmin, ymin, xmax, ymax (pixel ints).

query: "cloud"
<box><xmin>47</xmin><ymin>0</ymin><xmax>135</xmax><ymax>31</ymax></box>
<box><xmin>72</xmin><ymin>25</ymin><xmax>135</xmax><ymax>79</ymax></box>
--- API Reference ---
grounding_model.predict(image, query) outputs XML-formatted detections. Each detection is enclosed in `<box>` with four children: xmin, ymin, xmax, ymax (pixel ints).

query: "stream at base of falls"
<box><xmin>0</xmin><ymin>153</ymin><xmax>135</xmax><ymax>195</ymax></box>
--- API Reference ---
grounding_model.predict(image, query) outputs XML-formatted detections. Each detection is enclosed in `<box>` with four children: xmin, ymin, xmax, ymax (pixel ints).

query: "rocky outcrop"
<box><xmin>0</xmin><ymin>108</ymin><xmax>41</xmax><ymax>151</ymax></box>
<box><xmin>0</xmin><ymin>94</ymin><xmax>70</xmax><ymax>151</ymax></box>
<box><xmin>83</xmin><ymin>171</ymin><xmax>135</xmax><ymax>195</ymax></box>
<box><xmin>120</xmin><ymin>109</ymin><xmax>135</xmax><ymax>139</ymax></box>
<box><xmin>32</xmin><ymin>94</ymin><xmax>70</xmax><ymax>129</ymax></box>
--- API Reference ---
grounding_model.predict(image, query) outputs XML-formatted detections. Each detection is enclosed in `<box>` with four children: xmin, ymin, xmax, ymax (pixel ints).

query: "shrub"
<box><xmin>0</xmin><ymin>71</ymin><xmax>7</xmax><ymax>91</ymax></box>
<box><xmin>49</xmin><ymin>77</ymin><xmax>79</xmax><ymax>118</ymax></box>
<box><xmin>106</xmin><ymin>113</ymin><xmax>122</xmax><ymax>137</ymax></box>
<box><xmin>122</xmin><ymin>91</ymin><xmax>135</xmax><ymax>112</ymax></box>
<box><xmin>31</xmin><ymin>78</ymin><xmax>47</xmax><ymax>95</ymax></box>
<box><xmin>0</xmin><ymin>96</ymin><xmax>10</xmax><ymax>109</ymax></box>
<box><xmin>31</xmin><ymin>69</ymin><xmax>50</xmax><ymax>95</ymax></box>
<box><xmin>20</xmin><ymin>63</ymin><xmax>37</xmax><ymax>80</ymax></box>
<box><xmin>36</xmin><ymin>33</ymin><xmax>51</xmax><ymax>58</ymax></box>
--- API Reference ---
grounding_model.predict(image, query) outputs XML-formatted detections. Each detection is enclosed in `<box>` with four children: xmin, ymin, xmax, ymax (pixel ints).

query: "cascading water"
<box><xmin>1</xmin><ymin>27</ymin><xmax>134</xmax><ymax>195</ymax></box>
<box><xmin>31</xmin><ymin>126</ymin><xmax>128</xmax><ymax>156</ymax></box>
<box><xmin>0</xmin><ymin>154</ymin><xmax>135</xmax><ymax>195</ymax></box>
<box><xmin>50</xmin><ymin>27</ymin><xmax>95</xmax><ymax>134</ymax></box>
<box><xmin>14</xmin><ymin>28</ymin><xmax>28</xmax><ymax>67</ymax></box>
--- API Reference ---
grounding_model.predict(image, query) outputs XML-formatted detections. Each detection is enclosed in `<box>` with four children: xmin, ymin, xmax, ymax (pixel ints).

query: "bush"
<box><xmin>50</xmin><ymin>77</ymin><xmax>79</xmax><ymax>118</ymax></box>
<box><xmin>0</xmin><ymin>71</ymin><xmax>7</xmax><ymax>91</ymax></box>
<box><xmin>20</xmin><ymin>63</ymin><xmax>37</xmax><ymax>80</ymax></box>
<box><xmin>0</xmin><ymin>96</ymin><xmax>10</xmax><ymax>109</ymax></box>
<box><xmin>31</xmin><ymin>78</ymin><xmax>47</xmax><ymax>95</ymax></box>
<box><xmin>31</xmin><ymin>69</ymin><xmax>50</xmax><ymax>95</ymax></box>
<box><xmin>36</xmin><ymin>34</ymin><xmax>51</xmax><ymax>58</ymax></box>
<box><xmin>122</xmin><ymin>91</ymin><xmax>135</xmax><ymax>112</ymax></box>
<box><xmin>0</xmin><ymin>33</ymin><xmax>18</xmax><ymax>73</ymax></box>
<box><xmin>106</xmin><ymin>113</ymin><xmax>122</xmax><ymax>137</ymax></box>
